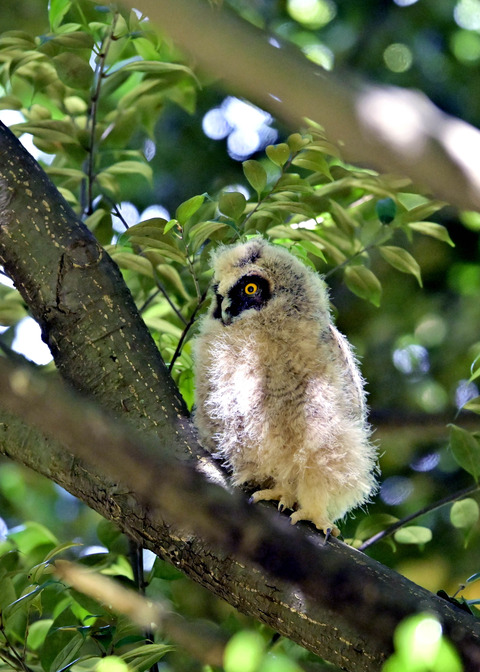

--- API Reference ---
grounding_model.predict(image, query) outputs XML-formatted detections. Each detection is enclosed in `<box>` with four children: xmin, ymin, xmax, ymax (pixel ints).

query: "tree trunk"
<box><xmin>1</xmin><ymin>122</ymin><xmax>480</xmax><ymax>672</ymax></box>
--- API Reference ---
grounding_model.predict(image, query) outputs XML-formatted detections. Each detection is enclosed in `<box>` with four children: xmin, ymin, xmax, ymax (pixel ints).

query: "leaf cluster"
<box><xmin>0</xmin><ymin>1</ymin><xmax>197</xmax><ymax>219</ymax></box>
<box><xmin>112</xmin><ymin>125</ymin><xmax>450</xmax><ymax>402</ymax></box>
<box><xmin>0</xmin><ymin>519</ymin><xmax>172</xmax><ymax>672</ymax></box>
<box><xmin>0</xmin><ymin>2</ymin><xmax>453</xmax><ymax>409</ymax></box>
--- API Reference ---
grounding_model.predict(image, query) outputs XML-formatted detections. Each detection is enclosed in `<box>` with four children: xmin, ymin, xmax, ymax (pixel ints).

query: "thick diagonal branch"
<box><xmin>1</xmin><ymin>357</ymin><xmax>480</xmax><ymax>672</ymax></box>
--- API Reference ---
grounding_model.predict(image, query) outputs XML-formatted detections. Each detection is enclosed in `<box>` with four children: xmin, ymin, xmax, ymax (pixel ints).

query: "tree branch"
<box><xmin>129</xmin><ymin>0</ymin><xmax>480</xmax><ymax>212</ymax></box>
<box><xmin>1</xmin><ymin>356</ymin><xmax>480</xmax><ymax>671</ymax></box>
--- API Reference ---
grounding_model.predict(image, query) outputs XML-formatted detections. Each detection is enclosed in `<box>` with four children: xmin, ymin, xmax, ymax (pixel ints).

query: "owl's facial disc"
<box><xmin>214</xmin><ymin>274</ymin><xmax>271</xmax><ymax>325</ymax></box>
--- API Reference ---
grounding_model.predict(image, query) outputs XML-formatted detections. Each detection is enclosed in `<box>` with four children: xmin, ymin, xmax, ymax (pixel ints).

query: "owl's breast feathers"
<box><xmin>195</xmin><ymin>313</ymin><xmax>364</xmax><ymax>464</ymax></box>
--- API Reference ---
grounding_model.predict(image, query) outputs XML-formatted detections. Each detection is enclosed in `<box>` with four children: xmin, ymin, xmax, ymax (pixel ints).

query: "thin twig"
<box><xmin>169</xmin><ymin>287</ymin><xmax>209</xmax><ymax>371</ymax></box>
<box><xmin>359</xmin><ymin>483</ymin><xmax>480</xmax><ymax>551</ymax></box>
<box><xmin>82</xmin><ymin>12</ymin><xmax>119</xmax><ymax>217</ymax></box>
<box><xmin>138</xmin><ymin>288</ymin><xmax>162</xmax><ymax>314</ymax></box>
<box><xmin>151</xmin><ymin>268</ymin><xmax>188</xmax><ymax>325</ymax></box>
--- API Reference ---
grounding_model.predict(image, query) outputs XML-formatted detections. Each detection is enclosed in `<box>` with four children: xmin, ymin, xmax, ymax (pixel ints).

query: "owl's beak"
<box><xmin>221</xmin><ymin>298</ymin><xmax>233</xmax><ymax>326</ymax></box>
<box><xmin>221</xmin><ymin>310</ymin><xmax>232</xmax><ymax>326</ymax></box>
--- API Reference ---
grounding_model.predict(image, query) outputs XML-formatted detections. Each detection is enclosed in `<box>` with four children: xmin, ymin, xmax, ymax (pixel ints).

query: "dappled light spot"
<box><xmin>202</xmin><ymin>107</ymin><xmax>231</xmax><ymax>140</ymax></box>
<box><xmin>202</xmin><ymin>97</ymin><xmax>277</xmax><ymax>161</ymax></box>
<box><xmin>455</xmin><ymin>379</ymin><xmax>479</xmax><ymax>410</ymax></box>
<box><xmin>393</xmin><ymin>343</ymin><xmax>429</xmax><ymax>376</ymax></box>
<box><xmin>441</xmin><ymin>117</ymin><xmax>480</xmax><ymax>192</ymax></box>
<box><xmin>357</xmin><ymin>87</ymin><xmax>429</xmax><ymax>154</ymax></box>
<box><xmin>12</xmin><ymin>317</ymin><xmax>53</xmax><ymax>365</ymax></box>
<box><xmin>287</xmin><ymin>0</ymin><xmax>337</xmax><ymax>29</ymax></box>
<box><xmin>414</xmin><ymin>380</ymin><xmax>449</xmax><ymax>413</ymax></box>
<box><xmin>383</xmin><ymin>43</ymin><xmax>413</xmax><ymax>73</ymax></box>
<box><xmin>414</xmin><ymin>314</ymin><xmax>447</xmax><ymax>347</ymax></box>
<box><xmin>380</xmin><ymin>476</ymin><xmax>414</xmax><ymax>505</ymax></box>
<box><xmin>454</xmin><ymin>0</ymin><xmax>480</xmax><ymax>30</ymax></box>
<box><xmin>410</xmin><ymin>452</ymin><xmax>440</xmax><ymax>473</ymax></box>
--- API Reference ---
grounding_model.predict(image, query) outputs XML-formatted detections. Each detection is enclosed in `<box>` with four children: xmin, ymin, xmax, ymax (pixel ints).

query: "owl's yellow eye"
<box><xmin>244</xmin><ymin>282</ymin><xmax>258</xmax><ymax>295</ymax></box>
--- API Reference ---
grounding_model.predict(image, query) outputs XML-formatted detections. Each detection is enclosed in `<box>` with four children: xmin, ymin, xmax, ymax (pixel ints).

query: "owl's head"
<box><xmin>208</xmin><ymin>238</ymin><xmax>330</xmax><ymax>326</ymax></box>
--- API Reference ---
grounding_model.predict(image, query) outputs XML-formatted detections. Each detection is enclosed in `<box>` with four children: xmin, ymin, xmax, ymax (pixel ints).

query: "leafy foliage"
<box><xmin>0</xmin><ymin>3</ymin><xmax>450</xmax><ymax>401</ymax></box>
<box><xmin>1</xmin><ymin>1</ymin><xmax>480</xmax><ymax>671</ymax></box>
<box><xmin>0</xmin><ymin>520</ymin><xmax>172</xmax><ymax>672</ymax></box>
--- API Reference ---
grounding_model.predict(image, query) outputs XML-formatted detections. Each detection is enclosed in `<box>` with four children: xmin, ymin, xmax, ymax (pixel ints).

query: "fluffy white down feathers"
<box><xmin>193</xmin><ymin>238</ymin><xmax>377</xmax><ymax>535</ymax></box>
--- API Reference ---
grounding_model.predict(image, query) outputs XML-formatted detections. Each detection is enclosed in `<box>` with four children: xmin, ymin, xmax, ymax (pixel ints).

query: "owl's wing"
<box><xmin>328</xmin><ymin>323</ymin><xmax>366</xmax><ymax>415</ymax></box>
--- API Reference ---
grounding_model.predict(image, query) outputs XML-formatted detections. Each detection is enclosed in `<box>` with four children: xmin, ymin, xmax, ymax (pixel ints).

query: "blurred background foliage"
<box><xmin>0</xmin><ymin>0</ymin><xmax>480</xmax><ymax>669</ymax></box>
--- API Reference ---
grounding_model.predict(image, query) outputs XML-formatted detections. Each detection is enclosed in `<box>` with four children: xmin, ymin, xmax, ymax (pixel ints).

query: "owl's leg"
<box><xmin>250</xmin><ymin>488</ymin><xmax>296</xmax><ymax>512</ymax></box>
<box><xmin>289</xmin><ymin>509</ymin><xmax>340</xmax><ymax>537</ymax></box>
<box><xmin>290</xmin><ymin>482</ymin><xmax>340</xmax><ymax>537</ymax></box>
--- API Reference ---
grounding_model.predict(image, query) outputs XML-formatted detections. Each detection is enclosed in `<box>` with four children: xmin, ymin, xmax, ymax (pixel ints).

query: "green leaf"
<box><xmin>296</xmin><ymin>239</ymin><xmax>327</xmax><ymax>262</ymax></box>
<box><xmin>450</xmin><ymin>498</ymin><xmax>479</xmax><ymax>529</ymax></box>
<box><xmin>389</xmin><ymin>613</ymin><xmax>462</xmax><ymax>672</ymax></box>
<box><xmin>43</xmin><ymin>31</ymin><xmax>95</xmax><ymax>50</ymax></box>
<box><xmin>261</xmin><ymin>201</ymin><xmax>314</xmax><ymax>217</ymax></box>
<box><xmin>224</xmin><ymin>631</ymin><xmax>265</xmax><ymax>672</ymax></box>
<box><xmin>121</xmin><ymin>643</ymin><xmax>175</xmax><ymax>671</ymax></box>
<box><xmin>46</xmin><ymin>167</ymin><xmax>85</xmax><ymax>182</ymax></box>
<box><xmin>8</xmin><ymin>121</ymin><xmax>79</xmax><ymax>146</ymax></box>
<box><xmin>265</xmin><ymin>143</ymin><xmax>290</xmax><ymax>167</ymax></box>
<box><xmin>243</xmin><ymin>160</ymin><xmax>267</xmax><ymax>195</ymax></box>
<box><xmin>97</xmin><ymin>656</ymin><xmax>129</xmax><ymax>672</ymax></box>
<box><xmin>53</xmin><ymin>53</ymin><xmax>94</xmax><ymax>89</ymax></box>
<box><xmin>219</xmin><ymin>191</ymin><xmax>247</xmax><ymax>220</ymax></box>
<box><xmin>49</xmin><ymin>631</ymin><xmax>85</xmax><ymax>672</ymax></box>
<box><xmin>111</xmin><ymin>253</ymin><xmax>154</xmax><ymax>278</ymax></box>
<box><xmin>462</xmin><ymin>396</ymin><xmax>480</xmax><ymax>414</ymax></box>
<box><xmin>399</xmin><ymin>199</ymin><xmax>446</xmax><ymax>223</ymax></box>
<box><xmin>379</xmin><ymin>245</ymin><xmax>422</xmax><ymax>287</ymax></box>
<box><xmin>175</xmin><ymin>194</ymin><xmax>205</xmax><ymax>225</ymax></box>
<box><xmin>120</xmin><ymin>60</ymin><xmax>197</xmax><ymax>81</ymax></box>
<box><xmin>394</xmin><ymin>526</ymin><xmax>432</xmax><ymax>545</ymax></box>
<box><xmin>467</xmin><ymin>572</ymin><xmax>480</xmax><ymax>584</ymax></box>
<box><xmin>49</xmin><ymin>0</ymin><xmax>72</xmax><ymax>30</ymax></box>
<box><xmin>150</xmin><ymin>558</ymin><xmax>184</xmax><ymax>581</ymax></box>
<box><xmin>0</xmin><ymin>574</ymin><xmax>16</xmax><ymax>610</ymax></box>
<box><xmin>408</xmin><ymin>221</ymin><xmax>455</xmax><ymax>246</ymax></box>
<box><xmin>163</xmin><ymin>219</ymin><xmax>178</xmax><ymax>234</ymax></box>
<box><xmin>187</xmin><ymin>220</ymin><xmax>229</xmax><ymax>253</ymax></box>
<box><xmin>287</xmin><ymin>132</ymin><xmax>310</xmax><ymax>153</ymax></box>
<box><xmin>4</xmin><ymin>583</ymin><xmax>49</xmax><ymax>618</ymax></box>
<box><xmin>344</xmin><ymin>266</ymin><xmax>382</xmax><ymax>306</ymax></box>
<box><xmin>292</xmin><ymin>150</ymin><xmax>330</xmax><ymax>176</ymax></box>
<box><xmin>96</xmin><ymin>519</ymin><xmax>123</xmax><ymax>551</ymax></box>
<box><xmin>130</xmin><ymin>239</ymin><xmax>187</xmax><ymax>264</ymax></box>
<box><xmin>329</xmin><ymin>200</ymin><xmax>357</xmax><ymax>236</ymax></box>
<box><xmin>449</xmin><ymin>424</ymin><xmax>480</xmax><ymax>481</ymax></box>
<box><xmin>103</xmin><ymin>161</ymin><xmax>152</xmax><ymax>182</ymax></box>
<box><xmin>0</xmin><ymin>94</ymin><xmax>23</xmax><ymax>110</ymax></box>
<box><xmin>122</xmin><ymin>219</ymin><xmax>169</xmax><ymax>240</ymax></box>
<box><xmin>353</xmin><ymin>514</ymin><xmax>399</xmax><ymax>542</ymax></box>
<box><xmin>26</xmin><ymin>619</ymin><xmax>54</xmax><ymax>651</ymax></box>
<box><xmin>8</xmin><ymin>521</ymin><xmax>58</xmax><ymax>555</ymax></box>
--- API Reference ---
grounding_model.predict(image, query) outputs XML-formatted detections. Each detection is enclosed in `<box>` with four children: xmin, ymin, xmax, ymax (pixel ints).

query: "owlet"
<box><xmin>193</xmin><ymin>238</ymin><xmax>377</xmax><ymax>536</ymax></box>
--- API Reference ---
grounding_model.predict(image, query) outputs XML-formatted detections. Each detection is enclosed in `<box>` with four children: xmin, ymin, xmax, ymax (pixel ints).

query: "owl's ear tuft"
<box><xmin>236</xmin><ymin>239</ymin><xmax>265</xmax><ymax>267</ymax></box>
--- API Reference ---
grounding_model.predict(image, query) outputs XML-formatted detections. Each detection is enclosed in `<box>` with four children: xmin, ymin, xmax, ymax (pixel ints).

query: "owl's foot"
<box><xmin>289</xmin><ymin>509</ymin><xmax>340</xmax><ymax>537</ymax></box>
<box><xmin>250</xmin><ymin>488</ymin><xmax>296</xmax><ymax>512</ymax></box>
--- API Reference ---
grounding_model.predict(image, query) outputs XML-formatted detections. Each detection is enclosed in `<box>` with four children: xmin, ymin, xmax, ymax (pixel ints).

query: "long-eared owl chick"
<box><xmin>193</xmin><ymin>238</ymin><xmax>377</xmax><ymax>536</ymax></box>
